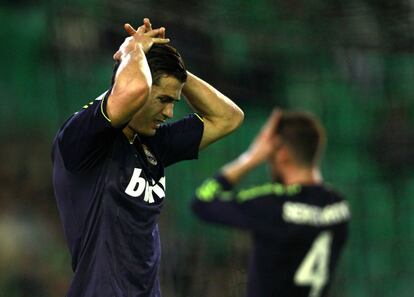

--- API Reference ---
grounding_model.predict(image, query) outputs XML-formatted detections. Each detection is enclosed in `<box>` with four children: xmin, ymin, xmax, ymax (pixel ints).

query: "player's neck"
<box><xmin>282</xmin><ymin>166</ymin><xmax>323</xmax><ymax>186</ymax></box>
<box><xmin>123</xmin><ymin>126</ymin><xmax>137</xmax><ymax>144</ymax></box>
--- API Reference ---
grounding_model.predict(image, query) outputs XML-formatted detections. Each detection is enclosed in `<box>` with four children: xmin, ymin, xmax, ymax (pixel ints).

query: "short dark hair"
<box><xmin>146</xmin><ymin>44</ymin><xmax>187</xmax><ymax>84</ymax></box>
<box><xmin>110</xmin><ymin>44</ymin><xmax>187</xmax><ymax>86</ymax></box>
<box><xmin>276</xmin><ymin>111</ymin><xmax>326</xmax><ymax>167</ymax></box>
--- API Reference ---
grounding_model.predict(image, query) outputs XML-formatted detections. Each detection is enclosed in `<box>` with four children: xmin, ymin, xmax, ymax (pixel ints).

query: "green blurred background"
<box><xmin>0</xmin><ymin>0</ymin><xmax>413</xmax><ymax>296</ymax></box>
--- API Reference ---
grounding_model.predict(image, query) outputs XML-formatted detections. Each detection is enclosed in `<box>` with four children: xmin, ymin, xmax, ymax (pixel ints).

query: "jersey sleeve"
<box><xmin>191</xmin><ymin>175</ymin><xmax>288</xmax><ymax>234</ymax></box>
<box><xmin>53</xmin><ymin>91</ymin><xmax>119</xmax><ymax>172</ymax></box>
<box><xmin>151</xmin><ymin>113</ymin><xmax>204</xmax><ymax>167</ymax></box>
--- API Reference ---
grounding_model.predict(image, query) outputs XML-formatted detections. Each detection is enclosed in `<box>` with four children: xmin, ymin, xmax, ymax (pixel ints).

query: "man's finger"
<box><xmin>261</xmin><ymin>109</ymin><xmax>280</xmax><ymax>130</ymax></box>
<box><xmin>273</xmin><ymin>109</ymin><xmax>282</xmax><ymax>129</ymax></box>
<box><xmin>146</xmin><ymin>27</ymin><xmax>166</xmax><ymax>38</ymax></box>
<box><xmin>152</xmin><ymin>37</ymin><xmax>170</xmax><ymax>44</ymax></box>
<box><xmin>266</xmin><ymin>109</ymin><xmax>282</xmax><ymax>132</ymax></box>
<box><xmin>113</xmin><ymin>50</ymin><xmax>122</xmax><ymax>61</ymax></box>
<box><xmin>143</xmin><ymin>18</ymin><xmax>152</xmax><ymax>32</ymax></box>
<box><xmin>158</xmin><ymin>27</ymin><xmax>165</xmax><ymax>38</ymax></box>
<box><xmin>159</xmin><ymin>27</ymin><xmax>166</xmax><ymax>39</ymax></box>
<box><xmin>124</xmin><ymin>23</ymin><xmax>137</xmax><ymax>36</ymax></box>
<box><xmin>137</xmin><ymin>24</ymin><xmax>146</xmax><ymax>35</ymax></box>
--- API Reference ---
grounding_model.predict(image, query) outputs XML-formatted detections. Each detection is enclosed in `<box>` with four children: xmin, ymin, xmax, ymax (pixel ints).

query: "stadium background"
<box><xmin>0</xmin><ymin>0</ymin><xmax>413</xmax><ymax>296</ymax></box>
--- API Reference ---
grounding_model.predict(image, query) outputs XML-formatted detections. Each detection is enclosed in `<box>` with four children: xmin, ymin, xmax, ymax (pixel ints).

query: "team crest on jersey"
<box><xmin>142</xmin><ymin>144</ymin><xmax>157</xmax><ymax>165</ymax></box>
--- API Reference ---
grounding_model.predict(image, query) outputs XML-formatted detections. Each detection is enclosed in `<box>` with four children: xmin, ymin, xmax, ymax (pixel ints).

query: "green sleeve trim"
<box><xmin>236</xmin><ymin>183</ymin><xmax>301</xmax><ymax>203</ymax></box>
<box><xmin>196</xmin><ymin>179</ymin><xmax>302</xmax><ymax>204</ymax></box>
<box><xmin>195</xmin><ymin>178</ymin><xmax>234</xmax><ymax>202</ymax></box>
<box><xmin>82</xmin><ymin>102</ymin><xmax>94</xmax><ymax>109</ymax></box>
<box><xmin>196</xmin><ymin>179</ymin><xmax>221</xmax><ymax>202</ymax></box>
<box><xmin>218</xmin><ymin>191</ymin><xmax>234</xmax><ymax>201</ymax></box>
<box><xmin>82</xmin><ymin>94</ymin><xmax>111</xmax><ymax>123</ymax></box>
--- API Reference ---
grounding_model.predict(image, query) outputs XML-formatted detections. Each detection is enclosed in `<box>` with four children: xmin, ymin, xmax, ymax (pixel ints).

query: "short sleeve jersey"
<box><xmin>192</xmin><ymin>175</ymin><xmax>350</xmax><ymax>297</ymax></box>
<box><xmin>51</xmin><ymin>91</ymin><xmax>204</xmax><ymax>297</ymax></box>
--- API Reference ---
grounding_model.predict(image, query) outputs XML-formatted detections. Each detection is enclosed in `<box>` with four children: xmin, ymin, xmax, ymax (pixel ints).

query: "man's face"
<box><xmin>128</xmin><ymin>75</ymin><xmax>184</xmax><ymax>136</ymax></box>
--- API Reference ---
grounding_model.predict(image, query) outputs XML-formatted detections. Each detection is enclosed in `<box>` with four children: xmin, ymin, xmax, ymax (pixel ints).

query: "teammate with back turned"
<box><xmin>192</xmin><ymin>110</ymin><xmax>350</xmax><ymax>297</ymax></box>
<box><xmin>51</xmin><ymin>18</ymin><xmax>244</xmax><ymax>297</ymax></box>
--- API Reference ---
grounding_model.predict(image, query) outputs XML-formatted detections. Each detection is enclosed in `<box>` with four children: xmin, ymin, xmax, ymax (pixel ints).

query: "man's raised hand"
<box><xmin>125</xmin><ymin>18</ymin><xmax>166</xmax><ymax>38</ymax></box>
<box><xmin>244</xmin><ymin>109</ymin><xmax>282</xmax><ymax>166</ymax></box>
<box><xmin>113</xmin><ymin>19</ymin><xmax>169</xmax><ymax>61</ymax></box>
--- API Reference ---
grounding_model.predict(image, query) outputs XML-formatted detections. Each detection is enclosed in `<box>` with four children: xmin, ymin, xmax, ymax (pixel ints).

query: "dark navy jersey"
<box><xmin>192</xmin><ymin>175</ymin><xmax>350</xmax><ymax>297</ymax></box>
<box><xmin>52</xmin><ymin>91</ymin><xmax>204</xmax><ymax>297</ymax></box>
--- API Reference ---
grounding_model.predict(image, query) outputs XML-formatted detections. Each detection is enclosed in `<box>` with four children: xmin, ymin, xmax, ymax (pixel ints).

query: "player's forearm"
<box><xmin>107</xmin><ymin>47</ymin><xmax>152</xmax><ymax>127</ymax></box>
<box><xmin>183</xmin><ymin>72</ymin><xmax>244</xmax><ymax>134</ymax></box>
<box><xmin>221</xmin><ymin>152</ymin><xmax>260</xmax><ymax>185</ymax></box>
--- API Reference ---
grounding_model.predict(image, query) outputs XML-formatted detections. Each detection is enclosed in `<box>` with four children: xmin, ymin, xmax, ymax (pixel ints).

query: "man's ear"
<box><xmin>276</xmin><ymin>145</ymin><xmax>291</xmax><ymax>164</ymax></box>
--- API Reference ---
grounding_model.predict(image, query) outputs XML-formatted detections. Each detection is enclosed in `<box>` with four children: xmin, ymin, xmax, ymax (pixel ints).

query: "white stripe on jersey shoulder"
<box><xmin>95</xmin><ymin>91</ymin><xmax>108</xmax><ymax>101</ymax></box>
<box><xmin>194</xmin><ymin>113</ymin><xmax>204</xmax><ymax>123</ymax></box>
<box><xmin>96</xmin><ymin>90</ymin><xmax>111</xmax><ymax>123</ymax></box>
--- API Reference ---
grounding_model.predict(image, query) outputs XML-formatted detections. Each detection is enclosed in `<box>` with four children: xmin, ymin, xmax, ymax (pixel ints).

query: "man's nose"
<box><xmin>162</xmin><ymin>103</ymin><xmax>174</xmax><ymax>119</ymax></box>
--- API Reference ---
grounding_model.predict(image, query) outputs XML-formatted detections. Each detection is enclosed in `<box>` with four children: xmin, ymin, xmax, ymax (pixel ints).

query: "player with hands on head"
<box><xmin>192</xmin><ymin>109</ymin><xmax>350</xmax><ymax>297</ymax></box>
<box><xmin>106</xmin><ymin>19</ymin><xmax>170</xmax><ymax>128</ymax></box>
<box><xmin>222</xmin><ymin>109</ymin><xmax>283</xmax><ymax>184</ymax></box>
<box><xmin>52</xmin><ymin>18</ymin><xmax>243</xmax><ymax>297</ymax></box>
<box><xmin>119</xmin><ymin>18</ymin><xmax>244</xmax><ymax>149</ymax></box>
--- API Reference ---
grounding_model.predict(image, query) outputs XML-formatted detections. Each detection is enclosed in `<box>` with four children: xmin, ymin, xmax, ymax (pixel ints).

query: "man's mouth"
<box><xmin>153</xmin><ymin>119</ymin><xmax>165</xmax><ymax>128</ymax></box>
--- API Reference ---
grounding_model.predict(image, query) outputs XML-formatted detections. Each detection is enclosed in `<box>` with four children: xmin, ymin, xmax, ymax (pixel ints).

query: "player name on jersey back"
<box><xmin>283</xmin><ymin>201</ymin><xmax>350</xmax><ymax>226</ymax></box>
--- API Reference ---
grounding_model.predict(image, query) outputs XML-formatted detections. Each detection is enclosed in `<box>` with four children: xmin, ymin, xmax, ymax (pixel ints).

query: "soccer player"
<box><xmin>192</xmin><ymin>110</ymin><xmax>350</xmax><ymax>297</ymax></box>
<box><xmin>51</xmin><ymin>18</ymin><xmax>244</xmax><ymax>297</ymax></box>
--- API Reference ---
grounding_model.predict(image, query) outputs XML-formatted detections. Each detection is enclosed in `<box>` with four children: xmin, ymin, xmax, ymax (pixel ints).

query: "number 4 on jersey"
<box><xmin>294</xmin><ymin>231</ymin><xmax>332</xmax><ymax>297</ymax></box>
